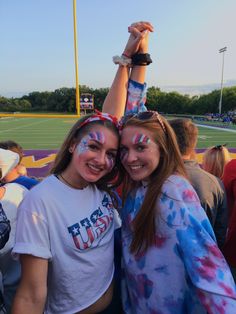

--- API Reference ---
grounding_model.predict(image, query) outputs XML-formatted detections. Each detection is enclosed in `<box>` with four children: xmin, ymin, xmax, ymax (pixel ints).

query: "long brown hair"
<box><xmin>121</xmin><ymin>114</ymin><xmax>187</xmax><ymax>254</ymax></box>
<box><xmin>50</xmin><ymin>114</ymin><xmax>122</xmax><ymax>194</ymax></box>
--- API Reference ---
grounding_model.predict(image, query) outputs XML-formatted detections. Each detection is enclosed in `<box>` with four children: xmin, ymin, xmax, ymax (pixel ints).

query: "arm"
<box><xmin>102</xmin><ymin>66</ymin><xmax>130</xmax><ymax>118</ymax></box>
<box><xmin>124</xmin><ymin>25</ymin><xmax>151</xmax><ymax>115</ymax></box>
<box><xmin>174</xmin><ymin>184</ymin><xmax>236</xmax><ymax>312</ymax></box>
<box><xmin>102</xmin><ymin>22</ymin><xmax>153</xmax><ymax>118</ymax></box>
<box><xmin>213</xmin><ymin>179</ymin><xmax>228</xmax><ymax>250</ymax></box>
<box><xmin>12</xmin><ymin>255</ymin><xmax>48</xmax><ymax>314</ymax></box>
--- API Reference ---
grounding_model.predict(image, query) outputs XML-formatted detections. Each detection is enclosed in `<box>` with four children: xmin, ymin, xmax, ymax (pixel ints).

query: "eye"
<box><xmin>120</xmin><ymin>147</ymin><xmax>128</xmax><ymax>154</ymax></box>
<box><xmin>136</xmin><ymin>145</ymin><xmax>145</xmax><ymax>152</ymax></box>
<box><xmin>88</xmin><ymin>144</ymin><xmax>99</xmax><ymax>151</ymax></box>
<box><xmin>106</xmin><ymin>152</ymin><xmax>116</xmax><ymax>160</ymax></box>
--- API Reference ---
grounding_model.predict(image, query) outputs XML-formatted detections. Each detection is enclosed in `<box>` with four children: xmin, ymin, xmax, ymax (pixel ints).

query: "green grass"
<box><xmin>0</xmin><ymin>116</ymin><xmax>236</xmax><ymax>150</ymax></box>
<box><xmin>197</xmin><ymin>126</ymin><xmax>236</xmax><ymax>149</ymax></box>
<box><xmin>0</xmin><ymin>117</ymin><xmax>78</xmax><ymax>149</ymax></box>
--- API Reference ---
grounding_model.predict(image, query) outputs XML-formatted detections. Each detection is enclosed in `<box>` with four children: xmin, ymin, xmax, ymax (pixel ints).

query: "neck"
<box><xmin>58</xmin><ymin>172</ymin><xmax>88</xmax><ymax>190</ymax></box>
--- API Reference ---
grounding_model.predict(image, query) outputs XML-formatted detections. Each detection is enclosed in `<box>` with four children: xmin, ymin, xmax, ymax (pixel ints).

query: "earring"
<box><xmin>69</xmin><ymin>147</ymin><xmax>73</xmax><ymax>153</ymax></box>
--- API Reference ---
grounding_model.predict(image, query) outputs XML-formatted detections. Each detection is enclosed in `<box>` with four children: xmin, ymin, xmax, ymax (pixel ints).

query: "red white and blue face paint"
<box><xmin>132</xmin><ymin>133</ymin><xmax>151</xmax><ymax>145</ymax></box>
<box><xmin>66</xmin><ymin>125</ymin><xmax>118</xmax><ymax>186</ymax></box>
<box><xmin>77</xmin><ymin>131</ymin><xmax>105</xmax><ymax>155</ymax></box>
<box><xmin>120</xmin><ymin>133</ymin><xmax>151</xmax><ymax>162</ymax></box>
<box><xmin>120</xmin><ymin>126</ymin><xmax>161</xmax><ymax>181</ymax></box>
<box><xmin>76</xmin><ymin>130</ymin><xmax>116</xmax><ymax>171</ymax></box>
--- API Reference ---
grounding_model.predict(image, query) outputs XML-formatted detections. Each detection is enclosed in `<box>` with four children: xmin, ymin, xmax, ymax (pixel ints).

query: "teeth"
<box><xmin>130</xmin><ymin>165</ymin><xmax>142</xmax><ymax>170</ymax></box>
<box><xmin>88</xmin><ymin>164</ymin><xmax>101</xmax><ymax>172</ymax></box>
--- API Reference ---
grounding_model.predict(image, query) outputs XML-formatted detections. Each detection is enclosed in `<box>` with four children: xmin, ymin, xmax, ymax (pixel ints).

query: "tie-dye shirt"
<box><xmin>122</xmin><ymin>175</ymin><xmax>236</xmax><ymax>314</ymax></box>
<box><xmin>122</xmin><ymin>82</ymin><xmax>236</xmax><ymax>313</ymax></box>
<box><xmin>125</xmin><ymin>79</ymin><xmax>147</xmax><ymax>114</ymax></box>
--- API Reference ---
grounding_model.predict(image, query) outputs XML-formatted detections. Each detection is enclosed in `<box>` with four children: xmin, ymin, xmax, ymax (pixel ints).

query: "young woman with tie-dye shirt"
<box><xmin>104</xmin><ymin>22</ymin><xmax>236</xmax><ymax>314</ymax></box>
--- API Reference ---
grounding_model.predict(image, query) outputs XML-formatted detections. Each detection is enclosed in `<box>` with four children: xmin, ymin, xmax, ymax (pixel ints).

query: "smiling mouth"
<box><xmin>87</xmin><ymin>163</ymin><xmax>103</xmax><ymax>173</ymax></box>
<box><xmin>129</xmin><ymin>165</ymin><xmax>143</xmax><ymax>170</ymax></box>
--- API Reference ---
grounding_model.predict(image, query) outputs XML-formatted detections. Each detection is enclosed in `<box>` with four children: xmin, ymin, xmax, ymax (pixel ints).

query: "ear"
<box><xmin>69</xmin><ymin>142</ymin><xmax>77</xmax><ymax>153</ymax></box>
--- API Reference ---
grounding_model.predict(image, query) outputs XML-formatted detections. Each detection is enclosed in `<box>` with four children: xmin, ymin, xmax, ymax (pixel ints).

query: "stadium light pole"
<box><xmin>73</xmin><ymin>0</ymin><xmax>80</xmax><ymax>116</ymax></box>
<box><xmin>218</xmin><ymin>46</ymin><xmax>227</xmax><ymax>115</ymax></box>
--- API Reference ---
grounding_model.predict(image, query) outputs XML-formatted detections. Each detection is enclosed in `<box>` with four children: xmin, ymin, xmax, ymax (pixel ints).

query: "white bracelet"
<box><xmin>112</xmin><ymin>55</ymin><xmax>132</xmax><ymax>67</ymax></box>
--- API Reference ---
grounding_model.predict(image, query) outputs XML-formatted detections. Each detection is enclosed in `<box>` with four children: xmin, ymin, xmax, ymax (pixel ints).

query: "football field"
<box><xmin>0</xmin><ymin>116</ymin><xmax>236</xmax><ymax>150</ymax></box>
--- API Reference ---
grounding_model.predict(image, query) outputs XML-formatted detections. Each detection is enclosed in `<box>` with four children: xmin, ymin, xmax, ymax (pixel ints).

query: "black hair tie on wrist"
<box><xmin>131</xmin><ymin>53</ymin><xmax>152</xmax><ymax>66</ymax></box>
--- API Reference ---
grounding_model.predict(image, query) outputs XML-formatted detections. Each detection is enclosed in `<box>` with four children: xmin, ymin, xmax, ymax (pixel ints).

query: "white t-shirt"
<box><xmin>13</xmin><ymin>175</ymin><xmax>117</xmax><ymax>314</ymax></box>
<box><xmin>0</xmin><ymin>183</ymin><xmax>28</xmax><ymax>257</ymax></box>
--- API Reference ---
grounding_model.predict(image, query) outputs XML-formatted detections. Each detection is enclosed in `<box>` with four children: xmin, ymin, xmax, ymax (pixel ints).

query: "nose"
<box><xmin>126</xmin><ymin>150</ymin><xmax>138</xmax><ymax>163</ymax></box>
<box><xmin>94</xmin><ymin>151</ymin><xmax>106</xmax><ymax>165</ymax></box>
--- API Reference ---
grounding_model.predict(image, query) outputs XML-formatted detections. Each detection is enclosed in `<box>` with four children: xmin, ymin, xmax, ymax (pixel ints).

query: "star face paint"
<box><xmin>76</xmin><ymin>131</ymin><xmax>105</xmax><ymax>155</ymax></box>
<box><xmin>67</xmin><ymin>125</ymin><xmax>118</xmax><ymax>185</ymax></box>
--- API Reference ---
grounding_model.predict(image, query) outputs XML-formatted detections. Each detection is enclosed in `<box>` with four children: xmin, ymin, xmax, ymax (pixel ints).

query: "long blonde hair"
<box><xmin>121</xmin><ymin>113</ymin><xmax>187</xmax><ymax>254</ymax></box>
<box><xmin>202</xmin><ymin>145</ymin><xmax>231</xmax><ymax>178</ymax></box>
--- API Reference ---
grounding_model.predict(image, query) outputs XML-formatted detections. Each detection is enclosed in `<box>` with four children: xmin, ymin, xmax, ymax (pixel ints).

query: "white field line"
<box><xmin>196</xmin><ymin>124</ymin><xmax>236</xmax><ymax>133</ymax></box>
<box><xmin>0</xmin><ymin>118</ymin><xmax>52</xmax><ymax>133</ymax></box>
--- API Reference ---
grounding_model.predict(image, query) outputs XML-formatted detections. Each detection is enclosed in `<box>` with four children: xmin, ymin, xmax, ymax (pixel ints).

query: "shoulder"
<box><xmin>187</xmin><ymin>166</ymin><xmax>224</xmax><ymax>196</ymax></box>
<box><xmin>1</xmin><ymin>183</ymin><xmax>28</xmax><ymax>199</ymax></box>
<box><xmin>224</xmin><ymin>159</ymin><xmax>236</xmax><ymax>176</ymax></box>
<box><xmin>161</xmin><ymin>174</ymin><xmax>199</xmax><ymax>203</ymax></box>
<box><xmin>19</xmin><ymin>176</ymin><xmax>55</xmax><ymax>205</ymax></box>
<box><xmin>159</xmin><ymin>175</ymin><xmax>208</xmax><ymax>226</ymax></box>
<box><xmin>14</xmin><ymin>176</ymin><xmax>39</xmax><ymax>189</ymax></box>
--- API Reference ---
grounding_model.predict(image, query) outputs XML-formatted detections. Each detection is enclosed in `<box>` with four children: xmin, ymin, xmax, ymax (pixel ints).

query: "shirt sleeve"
<box><xmin>174</xmin><ymin>184</ymin><xmax>236</xmax><ymax>313</ymax></box>
<box><xmin>213</xmin><ymin>179</ymin><xmax>228</xmax><ymax>250</ymax></box>
<box><xmin>12</xmin><ymin>191</ymin><xmax>52</xmax><ymax>260</ymax></box>
<box><xmin>125</xmin><ymin>79</ymin><xmax>147</xmax><ymax>115</ymax></box>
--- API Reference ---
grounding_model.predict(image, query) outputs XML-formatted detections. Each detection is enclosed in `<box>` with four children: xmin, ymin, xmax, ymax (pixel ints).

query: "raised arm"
<box><xmin>102</xmin><ymin>22</ymin><xmax>153</xmax><ymax>118</ymax></box>
<box><xmin>11</xmin><ymin>255</ymin><xmax>48</xmax><ymax>314</ymax></box>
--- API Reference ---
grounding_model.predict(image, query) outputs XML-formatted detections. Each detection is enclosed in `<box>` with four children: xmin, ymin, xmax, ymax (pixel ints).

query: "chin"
<box><xmin>85</xmin><ymin>173</ymin><xmax>104</xmax><ymax>183</ymax></box>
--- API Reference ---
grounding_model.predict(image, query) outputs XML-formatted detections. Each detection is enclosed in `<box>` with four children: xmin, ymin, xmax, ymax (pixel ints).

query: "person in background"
<box><xmin>0</xmin><ymin>141</ymin><xmax>38</xmax><ymax>190</ymax></box>
<box><xmin>169</xmin><ymin>118</ymin><xmax>228</xmax><ymax>249</ymax></box>
<box><xmin>222</xmin><ymin>158</ymin><xmax>236</xmax><ymax>282</ymax></box>
<box><xmin>0</xmin><ymin>149</ymin><xmax>28</xmax><ymax>313</ymax></box>
<box><xmin>103</xmin><ymin>22</ymin><xmax>236</xmax><ymax>313</ymax></box>
<box><xmin>0</xmin><ymin>204</ymin><xmax>10</xmax><ymax>251</ymax></box>
<box><xmin>0</xmin><ymin>203</ymin><xmax>11</xmax><ymax>314</ymax></box>
<box><xmin>202</xmin><ymin>144</ymin><xmax>231</xmax><ymax>178</ymax></box>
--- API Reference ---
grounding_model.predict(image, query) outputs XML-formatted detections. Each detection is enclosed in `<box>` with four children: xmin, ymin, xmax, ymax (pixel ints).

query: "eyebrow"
<box><xmin>89</xmin><ymin>139</ymin><xmax>118</xmax><ymax>151</ymax></box>
<box><xmin>88</xmin><ymin>139</ymin><xmax>103</xmax><ymax>144</ymax></box>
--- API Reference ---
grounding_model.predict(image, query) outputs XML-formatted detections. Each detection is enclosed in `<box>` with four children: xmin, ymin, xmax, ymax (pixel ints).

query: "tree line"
<box><xmin>0</xmin><ymin>85</ymin><xmax>236</xmax><ymax>115</ymax></box>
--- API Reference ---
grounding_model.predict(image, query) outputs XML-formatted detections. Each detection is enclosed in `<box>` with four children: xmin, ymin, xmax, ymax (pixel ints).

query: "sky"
<box><xmin>0</xmin><ymin>0</ymin><xmax>236</xmax><ymax>97</ymax></box>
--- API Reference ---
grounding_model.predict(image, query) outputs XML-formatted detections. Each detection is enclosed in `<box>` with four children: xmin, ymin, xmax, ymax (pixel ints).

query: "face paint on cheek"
<box><xmin>120</xmin><ymin>149</ymin><xmax>128</xmax><ymax>162</ymax></box>
<box><xmin>76</xmin><ymin>135</ymin><xmax>90</xmax><ymax>155</ymax></box>
<box><xmin>105</xmin><ymin>157</ymin><xmax>115</xmax><ymax>170</ymax></box>
<box><xmin>132</xmin><ymin>133</ymin><xmax>151</xmax><ymax>144</ymax></box>
<box><xmin>76</xmin><ymin>138</ymin><xmax>88</xmax><ymax>155</ymax></box>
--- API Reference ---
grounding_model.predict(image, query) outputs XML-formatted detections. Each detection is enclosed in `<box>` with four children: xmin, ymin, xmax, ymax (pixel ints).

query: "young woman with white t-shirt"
<box><xmin>11</xmin><ymin>22</ymin><xmax>153</xmax><ymax>314</ymax></box>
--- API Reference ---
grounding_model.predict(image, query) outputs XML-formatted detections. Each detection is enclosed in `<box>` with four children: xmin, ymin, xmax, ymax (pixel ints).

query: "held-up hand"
<box><xmin>123</xmin><ymin>21</ymin><xmax>154</xmax><ymax>57</ymax></box>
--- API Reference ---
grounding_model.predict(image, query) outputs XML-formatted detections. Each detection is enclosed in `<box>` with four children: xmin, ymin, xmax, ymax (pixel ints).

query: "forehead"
<box><xmin>121</xmin><ymin>126</ymin><xmax>154</xmax><ymax>144</ymax></box>
<box><xmin>83</xmin><ymin>124</ymin><xmax>118</xmax><ymax>147</ymax></box>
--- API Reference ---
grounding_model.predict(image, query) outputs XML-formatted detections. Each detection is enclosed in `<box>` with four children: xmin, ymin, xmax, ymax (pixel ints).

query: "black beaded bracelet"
<box><xmin>131</xmin><ymin>53</ymin><xmax>152</xmax><ymax>66</ymax></box>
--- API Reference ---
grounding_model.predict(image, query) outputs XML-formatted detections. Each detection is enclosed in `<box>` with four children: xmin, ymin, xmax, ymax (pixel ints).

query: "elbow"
<box><xmin>13</xmin><ymin>285</ymin><xmax>47</xmax><ymax>313</ymax></box>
